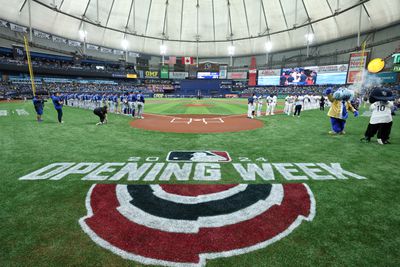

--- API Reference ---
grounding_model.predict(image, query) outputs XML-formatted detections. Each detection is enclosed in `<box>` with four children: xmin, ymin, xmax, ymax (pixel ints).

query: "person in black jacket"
<box><xmin>93</xmin><ymin>106</ymin><xmax>108</xmax><ymax>125</ymax></box>
<box><xmin>32</xmin><ymin>95</ymin><xmax>46</xmax><ymax>122</ymax></box>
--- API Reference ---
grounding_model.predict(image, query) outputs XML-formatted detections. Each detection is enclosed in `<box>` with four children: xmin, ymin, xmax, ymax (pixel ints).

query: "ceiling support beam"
<box><xmin>105</xmin><ymin>0</ymin><xmax>115</xmax><ymax>27</ymax></box>
<box><xmin>125</xmin><ymin>0</ymin><xmax>134</xmax><ymax>31</ymax></box>
<box><xmin>260</xmin><ymin>0</ymin><xmax>270</xmax><ymax>34</ymax></box>
<box><xmin>144</xmin><ymin>0</ymin><xmax>153</xmax><ymax>35</ymax></box>
<box><xmin>162</xmin><ymin>0</ymin><xmax>169</xmax><ymax>38</ymax></box>
<box><xmin>278</xmin><ymin>0</ymin><xmax>289</xmax><ymax>30</ymax></box>
<box><xmin>227</xmin><ymin>0</ymin><xmax>233</xmax><ymax>39</ymax></box>
<box><xmin>179</xmin><ymin>0</ymin><xmax>184</xmax><ymax>41</ymax></box>
<box><xmin>212</xmin><ymin>0</ymin><xmax>216</xmax><ymax>41</ymax></box>
<box><xmin>301</xmin><ymin>0</ymin><xmax>314</xmax><ymax>33</ymax></box>
<box><xmin>19</xmin><ymin>0</ymin><xmax>28</xmax><ymax>13</ymax></box>
<box><xmin>59</xmin><ymin>0</ymin><xmax>65</xmax><ymax>10</ymax></box>
<box><xmin>242</xmin><ymin>0</ymin><xmax>251</xmax><ymax>38</ymax></box>
<box><xmin>82</xmin><ymin>0</ymin><xmax>91</xmax><ymax>18</ymax></box>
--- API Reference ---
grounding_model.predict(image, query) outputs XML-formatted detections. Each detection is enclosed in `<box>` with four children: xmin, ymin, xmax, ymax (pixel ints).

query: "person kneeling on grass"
<box><xmin>361</xmin><ymin>88</ymin><xmax>394</xmax><ymax>145</ymax></box>
<box><xmin>94</xmin><ymin>106</ymin><xmax>108</xmax><ymax>125</ymax></box>
<box><xmin>32</xmin><ymin>95</ymin><xmax>46</xmax><ymax>122</ymax></box>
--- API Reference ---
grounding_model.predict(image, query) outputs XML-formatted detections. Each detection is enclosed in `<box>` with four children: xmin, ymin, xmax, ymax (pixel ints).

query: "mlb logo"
<box><xmin>167</xmin><ymin>151</ymin><xmax>231</xmax><ymax>162</ymax></box>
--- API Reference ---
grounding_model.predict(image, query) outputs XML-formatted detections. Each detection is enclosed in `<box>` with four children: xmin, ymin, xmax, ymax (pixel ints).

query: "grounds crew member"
<box><xmin>94</xmin><ymin>106</ymin><xmax>108</xmax><ymax>125</ymax></box>
<box><xmin>32</xmin><ymin>94</ymin><xmax>46</xmax><ymax>122</ymax></box>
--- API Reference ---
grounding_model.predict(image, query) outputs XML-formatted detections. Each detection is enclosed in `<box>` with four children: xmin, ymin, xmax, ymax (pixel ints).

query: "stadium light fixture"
<box><xmin>79</xmin><ymin>29</ymin><xmax>87</xmax><ymax>40</ymax></box>
<box><xmin>265</xmin><ymin>41</ymin><xmax>272</xmax><ymax>52</ymax></box>
<box><xmin>121</xmin><ymin>38</ymin><xmax>129</xmax><ymax>51</ymax></box>
<box><xmin>228</xmin><ymin>45</ymin><xmax>235</xmax><ymax>56</ymax></box>
<box><xmin>305</xmin><ymin>33</ymin><xmax>314</xmax><ymax>43</ymax></box>
<box><xmin>160</xmin><ymin>44</ymin><xmax>167</xmax><ymax>55</ymax></box>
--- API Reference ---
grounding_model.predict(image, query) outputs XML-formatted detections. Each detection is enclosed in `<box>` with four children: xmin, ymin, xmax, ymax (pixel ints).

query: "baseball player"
<box><xmin>256</xmin><ymin>95</ymin><xmax>263</xmax><ymax>117</ymax></box>
<box><xmin>247</xmin><ymin>94</ymin><xmax>255</xmax><ymax>119</ymax></box>
<box><xmin>135</xmin><ymin>91</ymin><xmax>145</xmax><ymax>119</ymax></box>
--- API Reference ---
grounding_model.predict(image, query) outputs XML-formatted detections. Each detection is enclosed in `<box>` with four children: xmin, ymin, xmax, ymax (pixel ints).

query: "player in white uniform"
<box><xmin>247</xmin><ymin>94</ymin><xmax>255</xmax><ymax>119</ymax></box>
<box><xmin>256</xmin><ymin>96</ymin><xmax>263</xmax><ymax>117</ymax></box>
<box><xmin>286</xmin><ymin>95</ymin><xmax>295</xmax><ymax>116</ymax></box>
<box><xmin>266</xmin><ymin>95</ymin><xmax>277</xmax><ymax>115</ymax></box>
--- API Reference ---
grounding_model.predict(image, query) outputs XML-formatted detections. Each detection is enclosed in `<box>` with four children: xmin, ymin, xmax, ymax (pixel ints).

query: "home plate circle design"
<box><xmin>79</xmin><ymin>183</ymin><xmax>315</xmax><ymax>266</ymax></box>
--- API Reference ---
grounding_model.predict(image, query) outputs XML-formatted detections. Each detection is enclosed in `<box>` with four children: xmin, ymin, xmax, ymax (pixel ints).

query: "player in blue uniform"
<box><xmin>51</xmin><ymin>92</ymin><xmax>64</xmax><ymax>123</ymax></box>
<box><xmin>247</xmin><ymin>93</ymin><xmax>255</xmax><ymax>119</ymax></box>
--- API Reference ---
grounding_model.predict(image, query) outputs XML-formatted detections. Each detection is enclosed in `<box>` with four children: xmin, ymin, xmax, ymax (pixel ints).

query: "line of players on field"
<box><xmin>247</xmin><ymin>94</ymin><xmax>329</xmax><ymax>119</ymax></box>
<box><xmin>62</xmin><ymin>92</ymin><xmax>145</xmax><ymax>119</ymax></box>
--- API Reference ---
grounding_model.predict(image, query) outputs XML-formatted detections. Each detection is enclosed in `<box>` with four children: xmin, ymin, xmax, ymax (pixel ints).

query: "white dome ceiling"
<box><xmin>1</xmin><ymin>0</ymin><xmax>399</xmax><ymax>57</ymax></box>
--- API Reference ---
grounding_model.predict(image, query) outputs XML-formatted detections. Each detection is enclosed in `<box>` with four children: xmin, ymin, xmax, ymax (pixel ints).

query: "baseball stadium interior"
<box><xmin>1</xmin><ymin>0</ymin><xmax>400</xmax><ymax>266</ymax></box>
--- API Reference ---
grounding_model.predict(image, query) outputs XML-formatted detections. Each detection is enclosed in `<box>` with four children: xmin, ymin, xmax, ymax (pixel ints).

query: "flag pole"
<box><xmin>23</xmin><ymin>35</ymin><xmax>36</xmax><ymax>97</ymax></box>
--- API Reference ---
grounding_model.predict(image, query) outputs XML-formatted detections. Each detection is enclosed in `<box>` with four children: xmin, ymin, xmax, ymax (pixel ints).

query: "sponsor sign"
<box><xmin>19</xmin><ymin>150</ymin><xmax>366</xmax><ymax>266</ymax></box>
<box><xmin>227</xmin><ymin>72</ymin><xmax>248</xmax><ymax>80</ymax></box>
<box><xmin>169</xmin><ymin>72</ymin><xmax>188</xmax><ymax>79</ymax></box>
<box><xmin>346</xmin><ymin>51</ymin><xmax>369</xmax><ymax>84</ymax></box>
<box><xmin>126</xmin><ymin>73</ymin><xmax>137</xmax><ymax>79</ymax></box>
<box><xmin>160</xmin><ymin>65</ymin><xmax>169</xmax><ymax>79</ymax></box>
<box><xmin>145</xmin><ymin>70</ymin><xmax>159</xmax><ymax>78</ymax></box>
<box><xmin>373</xmin><ymin>72</ymin><xmax>398</xmax><ymax>83</ymax></box>
<box><xmin>33</xmin><ymin>30</ymin><xmax>50</xmax><ymax>39</ymax></box>
<box><xmin>113</xmin><ymin>49</ymin><xmax>124</xmax><ymax>55</ymax></box>
<box><xmin>198</xmin><ymin>62</ymin><xmax>219</xmax><ymax>72</ymax></box>
<box><xmin>52</xmin><ymin>36</ymin><xmax>67</xmax><ymax>44</ymax></box>
<box><xmin>86</xmin><ymin>44</ymin><xmax>99</xmax><ymax>51</ymax></box>
<box><xmin>219</xmin><ymin>65</ymin><xmax>228</xmax><ymax>79</ymax></box>
<box><xmin>0</xmin><ymin>19</ymin><xmax>8</xmax><ymax>28</ymax></box>
<box><xmin>128</xmin><ymin>52</ymin><xmax>140</xmax><ymax>57</ymax></box>
<box><xmin>9</xmin><ymin>23</ymin><xmax>27</xmax><ymax>33</ymax></box>
<box><xmin>68</xmin><ymin>40</ymin><xmax>81</xmax><ymax>47</ymax></box>
<box><xmin>100</xmin><ymin>47</ymin><xmax>113</xmax><ymax>54</ymax></box>
<box><xmin>393</xmin><ymin>53</ymin><xmax>400</xmax><ymax>72</ymax></box>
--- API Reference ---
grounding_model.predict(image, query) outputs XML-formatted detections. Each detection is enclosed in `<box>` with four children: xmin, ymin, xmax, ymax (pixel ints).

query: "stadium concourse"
<box><xmin>1</xmin><ymin>0</ymin><xmax>400</xmax><ymax>267</ymax></box>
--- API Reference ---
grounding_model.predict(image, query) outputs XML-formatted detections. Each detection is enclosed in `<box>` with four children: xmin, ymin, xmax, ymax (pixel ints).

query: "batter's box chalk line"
<box><xmin>170</xmin><ymin>117</ymin><xmax>225</xmax><ymax>125</ymax></box>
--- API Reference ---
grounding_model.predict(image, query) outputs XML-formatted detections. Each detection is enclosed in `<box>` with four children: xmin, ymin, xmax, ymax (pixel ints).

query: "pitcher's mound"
<box><xmin>130</xmin><ymin>114</ymin><xmax>263</xmax><ymax>133</ymax></box>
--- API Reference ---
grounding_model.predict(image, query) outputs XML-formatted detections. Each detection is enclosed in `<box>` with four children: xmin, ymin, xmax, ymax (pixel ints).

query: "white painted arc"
<box><xmin>116</xmin><ymin>184</ymin><xmax>284</xmax><ymax>233</ymax></box>
<box><xmin>149</xmin><ymin>184</ymin><xmax>248</xmax><ymax>204</ymax></box>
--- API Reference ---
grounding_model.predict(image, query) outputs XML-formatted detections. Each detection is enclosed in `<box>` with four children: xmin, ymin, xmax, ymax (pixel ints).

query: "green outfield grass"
<box><xmin>1</xmin><ymin>98</ymin><xmax>399</xmax><ymax>267</ymax></box>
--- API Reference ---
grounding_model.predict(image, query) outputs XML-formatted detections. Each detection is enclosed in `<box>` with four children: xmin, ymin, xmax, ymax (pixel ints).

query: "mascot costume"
<box><xmin>325</xmin><ymin>87</ymin><xmax>359</xmax><ymax>134</ymax></box>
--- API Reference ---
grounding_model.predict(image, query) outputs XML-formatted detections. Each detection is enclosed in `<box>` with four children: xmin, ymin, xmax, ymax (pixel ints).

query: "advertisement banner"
<box><xmin>128</xmin><ymin>52</ymin><xmax>140</xmax><ymax>58</ymax></box>
<box><xmin>145</xmin><ymin>70</ymin><xmax>159</xmax><ymax>78</ymax></box>
<box><xmin>68</xmin><ymin>40</ymin><xmax>81</xmax><ymax>47</ymax></box>
<box><xmin>52</xmin><ymin>36</ymin><xmax>67</xmax><ymax>44</ymax></box>
<box><xmin>33</xmin><ymin>30</ymin><xmax>50</xmax><ymax>39</ymax></box>
<box><xmin>169</xmin><ymin>72</ymin><xmax>188</xmax><ymax>79</ymax></box>
<box><xmin>219</xmin><ymin>65</ymin><xmax>228</xmax><ymax>79</ymax></box>
<box><xmin>87</xmin><ymin>44</ymin><xmax>99</xmax><ymax>51</ymax></box>
<box><xmin>100</xmin><ymin>47</ymin><xmax>113</xmax><ymax>54</ymax></box>
<box><xmin>346</xmin><ymin>51</ymin><xmax>369</xmax><ymax>84</ymax></box>
<box><xmin>126</xmin><ymin>74</ymin><xmax>138</xmax><ymax>79</ymax></box>
<box><xmin>248</xmin><ymin>57</ymin><xmax>257</xmax><ymax>86</ymax></box>
<box><xmin>113</xmin><ymin>49</ymin><xmax>124</xmax><ymax>55</ymax></box>
<box><xmin>0</xmin><ymin>19</ymin><xmax>8</xmax><ymax>28</ymax></box>
<box><xmin>9</xmin><ymin>23</ymin><xmax>27</xmax><ymax>33</ymax></box>
<box><xmin>374</xmin><ymin>72</ymin><xmax>398</xmax><ymax>83</ymax></box>
<box><xmin>227</xmin><ymin>72</ymin><xmax>248</xmax><ymax>80</ymax></box>
<box><xmin>393</xmin><ymin>53</ymin><xmax>400</xmax><ymax>72</ymax></box>
<box><xmin>160</xmin><ymin>65</ymin><xmax>169</xmax><ymax>79</ymax></box>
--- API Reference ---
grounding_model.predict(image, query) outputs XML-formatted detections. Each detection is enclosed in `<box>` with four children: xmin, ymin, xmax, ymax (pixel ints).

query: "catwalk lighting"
<box><xmin>78</xmin><ymin>30</ymin><xmax>87</xmax><ymax>40</ymax></box>
<box><xmin>305</xmin><ymin>33</ymin><xmax>314</xmax><ymax>43</ymax></box>
<box><xmin>265</xmin><ymin>41</ymin><xmax>272</xmax><ymax>52</ymax></box>
<box><xmin>160</xmin><ymin>44</ymin><xmax>167</xmax><ymax>55</ymax></box>
<box><xmin>121</xmin><ymin>38</ymin><xmax>129</xmax><ymax>50</ymax></box>
<box><xmin>228</xmin><ymin>45</ymin><xmax>235</xmax><ymax>56</ymax></box>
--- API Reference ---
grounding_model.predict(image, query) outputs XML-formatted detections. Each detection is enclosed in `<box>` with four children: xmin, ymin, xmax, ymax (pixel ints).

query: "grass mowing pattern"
<box><xmin>0</xmin><ymin>99</ymin><xmax>399</xmax><ymax>266</ymax></box>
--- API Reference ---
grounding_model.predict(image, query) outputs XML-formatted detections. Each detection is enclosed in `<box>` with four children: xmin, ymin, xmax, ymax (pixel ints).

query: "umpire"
<box><xmin>94</xmin><ymin>106</ymin><xmax>108</xmax><ymax>125</ymax></box>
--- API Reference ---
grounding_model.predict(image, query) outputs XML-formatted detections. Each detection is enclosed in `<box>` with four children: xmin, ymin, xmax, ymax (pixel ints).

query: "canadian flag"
<box><xmin>182</xmin><ymin>57</ymin><xmax>194</xmax><ymax>65</ymax></box>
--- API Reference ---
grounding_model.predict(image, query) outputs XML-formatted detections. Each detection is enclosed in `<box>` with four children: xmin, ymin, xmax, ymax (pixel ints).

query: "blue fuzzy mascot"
<box><xmin>325</xmin><ymin>87</ymin><xmax>359</xmax><ymax>134</ymax></box>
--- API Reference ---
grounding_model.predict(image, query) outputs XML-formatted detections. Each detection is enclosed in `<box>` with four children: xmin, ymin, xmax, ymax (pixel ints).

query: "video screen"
<box><xmin>280</xmin><ymin>67</ymin><xmax>317</xmax><ymax>86</ymax></box>
<box><xmin>257</xmin><ymin>69</ymin><xmax>281</xmax><ymax>86</ymax></box>
<box><xmin>197</xmin><ymin>72</ymin><xmax>219</xmax><ymax>79</ymax></box>
<box><xmin>315</xmin><ymin>64</ymin><xmax>348</xmax><ymax>85</ymax></box>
